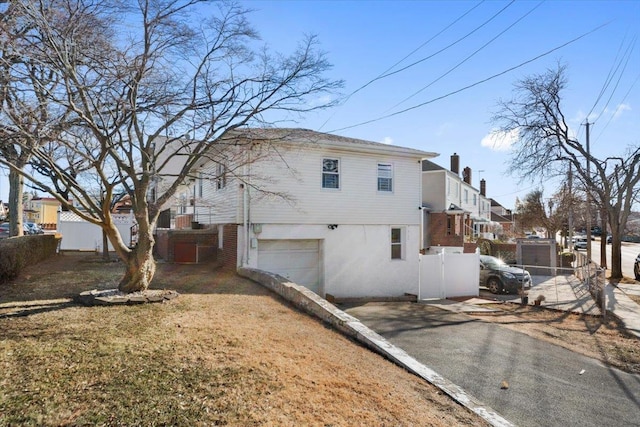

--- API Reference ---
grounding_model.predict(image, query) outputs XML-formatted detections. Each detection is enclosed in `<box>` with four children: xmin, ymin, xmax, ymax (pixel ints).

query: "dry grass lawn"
<box><xmin>0</xmin><ymin>252</ymin><xmax>487</xmax><ymax>426</ymax></box>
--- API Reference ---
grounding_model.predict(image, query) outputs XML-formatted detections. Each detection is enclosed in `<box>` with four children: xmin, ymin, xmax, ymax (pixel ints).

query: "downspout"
<box><xmin>242</xmin><ymin>182</ymin><xmax>249</xmax><ymax>267</ymax></box>
<box><xmin>244</xmin><ymin>144</ymin><xmax>253</xmax><ymax>266</ymax></box>
<box><xmin>418</xmin><ymin>158</ymin><xmax>425</xmax><ymax>301</ymax></box>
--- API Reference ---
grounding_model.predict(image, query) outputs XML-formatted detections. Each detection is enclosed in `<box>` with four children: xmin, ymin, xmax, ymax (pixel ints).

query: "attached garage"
<box><xmin>257</xmin><ymin>239</ymin><xmax>322</xmax><ymax>295</ymax></box>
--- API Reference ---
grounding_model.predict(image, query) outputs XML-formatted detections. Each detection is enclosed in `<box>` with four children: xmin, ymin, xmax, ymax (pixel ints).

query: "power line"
<box><xmin>328</xmin><ymin>22</ymin><xmax>610</xmax><ymax>133</ymax></box>
<box><xmin>386</xmin><ymin>1</ymin><xmax>543</xmax><ymax>113</ymax></box>
<box><xmin>585</xmin><ymin>34</ymin><xmax>633</xmax><ymax>119</ymax></box>
<box><xmin>591</xmin><ymin>36</ymin><xmax>637</xmax><ymax>125</ymax></box>
<box><xmin>372</xmin><ymin>1</ymin><xmax>515</xmax><ymax>83</ymax></box>
<box><xmin>319</xmin><ymin>0</ymin><xmax>488</xmax><ymax>131</ymax></box>
<box><xmin>595</xmin><ymin>72</ymin><xmax>640</xmax><ymax>142</ymax></box>
<box><xmin>347</xmin><ymin>1</ymin><xmax>488</xmax><ymax>100</ymax></box>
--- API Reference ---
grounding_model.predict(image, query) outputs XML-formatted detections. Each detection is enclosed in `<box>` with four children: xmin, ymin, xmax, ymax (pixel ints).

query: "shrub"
<box><xmin>0</xmin><ymin>234</ymin><xmax>61</xmax><ymax>284</ymax></box>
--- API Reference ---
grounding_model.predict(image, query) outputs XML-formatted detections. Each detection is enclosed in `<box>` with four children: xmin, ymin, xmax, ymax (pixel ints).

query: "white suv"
<box><xmin>573</xmin><ymin>237</ymin><xmax>588</xmax><ymax>250</ymax></box>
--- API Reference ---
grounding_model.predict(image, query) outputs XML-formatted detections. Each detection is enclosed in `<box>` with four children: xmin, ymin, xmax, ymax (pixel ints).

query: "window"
<box><xmin>322</xmin><ymin>158</ymin><xmax>340</xmax><ymax>189</ymax></box>
<box><xmin>447</xmin><ymin>215</ymin><xmax>461</xmax><ymax>236</ymax></box>
<box><xmin>198</xmin><ymin>172</ymin><xmax>203</xmax><ymax>197</ymax></box>
<box><xmin>473</xmin><ymin>194</ymin><xmax>477</xmax><ymax>206</ymax></box>
<box><xmin>464</xmin><ymin>189</ymin><xmax>469</xmax><ymax>204</ymax></box>
<box><xmin>216</xmin><ymin>163</ymin><xmax>227</xmax><ymax>190</ymax></box>
<box><xmin>391</xmin><ymin>227</ymin><xmax>403</xmax><ymax>259</ymax></box>
<box><xmin>377</xmin><ymin>163</ymin><xmax>393</xmax><ymax>192</ymax></box>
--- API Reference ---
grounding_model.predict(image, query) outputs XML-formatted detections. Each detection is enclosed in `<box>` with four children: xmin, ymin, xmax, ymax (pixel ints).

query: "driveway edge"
<box><xmin>238</xmin><ymin>267</ymin><xmax>514</xmax><ymax>427</ymax></box>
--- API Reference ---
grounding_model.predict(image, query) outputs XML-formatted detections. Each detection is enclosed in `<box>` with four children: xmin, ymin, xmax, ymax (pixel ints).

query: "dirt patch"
<box><xmin>467</xmin><ymin>302</ymin><xmax>640</xmax><ymax>374</ymax></box>
<box><xmin>0</xmin><ymin>252</ymin><xmax>487</xmax><ymax>426</ymax></box>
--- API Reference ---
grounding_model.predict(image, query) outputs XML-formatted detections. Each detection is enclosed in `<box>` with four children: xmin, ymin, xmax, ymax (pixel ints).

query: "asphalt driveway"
<box><xmin>342</xmin><ymin>302</ymin><xmax>640</xmax><ymax>427</ymax></box>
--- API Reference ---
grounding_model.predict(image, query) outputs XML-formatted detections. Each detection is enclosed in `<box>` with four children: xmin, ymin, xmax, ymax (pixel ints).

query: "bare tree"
<box><xmin>515</xmin><ymin>188</ymin><xmax>571</xmax><ymax>239</ymax></box>
<box><xmin>493</xmin><ymin>64</ymin><xmax>640</xmax><ymax>279</ymax></box>
<box><xmin>0</xmin><ymin>0</ymin><xmax>341</xmax><ymax>292</ymax></box>
<box><xmin>0</xmin><ymin>1</ymin><xmax>71</xmax><ymax>236</ymax></box>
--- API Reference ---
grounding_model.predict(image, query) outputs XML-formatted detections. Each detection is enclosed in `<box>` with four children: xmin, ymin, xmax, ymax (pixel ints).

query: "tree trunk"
<box><xmin>116</xmin><ymin>219</ymin><xmax>156</xmax><ymax>293</ymax></box>
<box><xmin>8</xmin><ymin>168</ymin><xmax>24</xmax><ymax>237</ymax></box>
<box><xmin>119</xmin><ymin>247</ymin><xmax>156</xmax><ymax>293</ymax></box>
<box><xmin>599</xmin><ymin>210</ymin><xmax>607</xmax><ymax>269</ymax></box>
<box><xmin>609</xmin><ymin>217</ymin><xmax>623</xmax><ymax>280</ymax></box>
<box><xmin>102</xmin><ymin>229</ymin><xmax>110</xmax><ymax>261</ymax></box>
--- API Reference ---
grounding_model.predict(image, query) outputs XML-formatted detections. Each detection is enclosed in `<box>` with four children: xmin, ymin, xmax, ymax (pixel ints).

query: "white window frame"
<box><xmin>216</xmin><ymin>162</ymin><xmax>227</xmax><ymax>190</ymax></box>
<box><xmin>377</xmin><ymin>163</ymin><xmax>393</xmax><ymax>192</ymax></box>
<box><xmin>322</xmin><ymin>158</ymin><xmax>340</xmax><ymax>189</ymax></box>
<box><xmin>390</xmin><ymin>227</ymin><xmax>405</xmax><ymax>260</ymax></box>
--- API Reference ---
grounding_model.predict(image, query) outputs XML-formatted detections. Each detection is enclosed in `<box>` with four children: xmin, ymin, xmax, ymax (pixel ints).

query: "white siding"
<box><xmin>244</xmin><ymin>145</ymin><xmax>423</xmax><ymax>226</ymax></box>
<box><xmin>198</xmin><ymin>160</ymin><xmax>242</xmax><ymax>224</ymax></box>
<box><xmin>421</xmin><ymin>172</ymin><xmax>446</xmax><ymax>211</ymax></box>
<box><xmin>461</xmin><ymin>182</ymin><xmax>480</xmax><ymax>218</ymax></box>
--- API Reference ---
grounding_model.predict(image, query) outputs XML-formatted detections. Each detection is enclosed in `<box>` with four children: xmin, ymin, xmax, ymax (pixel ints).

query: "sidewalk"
<box><xmin>424</xmin><ymin>275</ymin><xmax>640</xmax><ymax>339</ymax></box>
<box><xmin>606</xmin><ymin>284</ymin><xmax>640</xmax><ymax>338</ymax></box>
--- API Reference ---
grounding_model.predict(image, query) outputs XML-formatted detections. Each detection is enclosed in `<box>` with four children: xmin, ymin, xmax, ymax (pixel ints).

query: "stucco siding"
<box><xmin>239</xmin><ymin>223</ymin><xmax>420</xmax><ymax>298</ymax></box>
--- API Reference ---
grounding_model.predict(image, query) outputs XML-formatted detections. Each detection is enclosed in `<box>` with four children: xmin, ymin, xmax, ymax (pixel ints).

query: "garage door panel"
<box><xmin>258</xmin><ymin>239</ymin><xmax>320</xmax><ymax>294</ymax></box>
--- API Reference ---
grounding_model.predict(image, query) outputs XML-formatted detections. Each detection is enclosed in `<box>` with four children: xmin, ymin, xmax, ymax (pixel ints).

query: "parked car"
<box><xmin>573</xmin><ymin>237</ymin><xmax>588</xmax><ymax>250</ymax></box>
<box><xmin>0</xmin><ymin>223</ymin><xmax>9</xmax><ymax>239</ymax></box>
<box><xmin>26</xmin><ymin>222</ymin><xmax>44</xmax><ymax>234</ymax></box>
<box><xmin>635</xmin><ymin>253</ymin><xmax>640</xmax><ymax>281</ymax></box>
<box><xmin>479</xmin><ymin>255</ymin><xmax>532</xmax><ymax>294</ymax></box>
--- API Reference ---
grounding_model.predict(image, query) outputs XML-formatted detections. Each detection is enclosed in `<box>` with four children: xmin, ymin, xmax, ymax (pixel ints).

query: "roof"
<box><xmin>491</xmin><ymin>212</ymin><xmax>514</xmax><ymax>223</ymax></box>
<box><xmin>421</xmin><ymin>159</ymin><xmax>446</xmax><ymax>172</ymax></box>
<box><xmin>230</xmin><ymin>128</ymin><xmax>439</xmax><ymax>159</ymax></box>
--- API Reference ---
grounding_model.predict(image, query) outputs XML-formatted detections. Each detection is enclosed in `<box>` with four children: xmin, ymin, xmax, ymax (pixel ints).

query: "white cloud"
<box><xmin>613</xmin><ymin>103</ymin><xmax>631</xmax><ymax>119</ymax></box>
<box><xmin>381</xmin><ymin>136</ymin><xmax>394</xmax><ymax>145</ymax></box>
<box><xmin>481</xmin><ymin>129</ymin><xmax>519</xmax><ymax>151</ymax></box>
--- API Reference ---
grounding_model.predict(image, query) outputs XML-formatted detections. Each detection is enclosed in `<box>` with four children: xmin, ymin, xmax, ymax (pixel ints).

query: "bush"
<box><xmin>0</xmin><ymin>234</ymin><xmax>61</xmax><ymax>284</ymax></box>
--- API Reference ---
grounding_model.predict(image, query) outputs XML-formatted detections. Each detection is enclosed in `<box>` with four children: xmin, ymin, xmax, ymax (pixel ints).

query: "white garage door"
<box><xmin>258</xmin><ymin>239</ymin><xmax>321</xmax><ymax>294</ymax></box>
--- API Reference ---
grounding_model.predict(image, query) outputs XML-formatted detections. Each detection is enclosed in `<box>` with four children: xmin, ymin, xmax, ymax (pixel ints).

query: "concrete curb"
<box><xmin>238</xmin><ymin>267</ymin><xmax>514</xmax><ymax>427</ymax></box>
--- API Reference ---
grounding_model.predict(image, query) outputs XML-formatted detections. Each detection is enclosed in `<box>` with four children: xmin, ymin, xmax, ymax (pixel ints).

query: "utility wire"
<box><xmin>585</xmin><ymin>34</ymin><xmax>633</xmax><ymax>120</ymax></box>
<box><xmin>591</xmin><ymin>36</ymin><xmax>637</xmax><ymax>125</ymax></box>
<box><xmin>372</xmin><ymin>0</ymin><xmax>515</xmax><ymax>83</ymax></box>
<box><xmin>595</xmin><ymin>72</ymin><xmax>640</xmax><ymax>142</ymax></box>
<box><xmin>319</xmin><ymin>0</ymin><xmax>488</xmax><ymax>131</ymax></box>
<box><xmin>328</xmin><ymin>22</ymin><xmax>610</xmax><ymax>133</ymax></box>
<box><xmin>387</xmin><ymin>1</ymin><xmax>543</xmax><ymax>112</ymax></box>
<box><xmin>347</xmin><ymin>0</ymin><xmax>488</xmax><ymax>100</ymax></box>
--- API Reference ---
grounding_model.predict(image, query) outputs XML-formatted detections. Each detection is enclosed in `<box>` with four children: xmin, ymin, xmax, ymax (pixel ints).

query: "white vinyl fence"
<box><xmin>419</xmin><ymin>252</ymin><xmax>480</xmax><ymax>299</ymax></box>
<box><xmin>57</xmin><ymin>211</ymin><xmax>135</xmax><ymax>251</ymax></box>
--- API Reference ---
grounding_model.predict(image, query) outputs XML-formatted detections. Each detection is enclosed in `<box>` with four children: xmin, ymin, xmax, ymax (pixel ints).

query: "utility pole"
<box><xmin>568</xmin><ymin>164</ymin><xmax>573</xmax><ymax>249</ymax></box>
<box><xmin>585</xmin><ymin>121</ymin><xmax>592</xmax><ymax>263</ymax></box>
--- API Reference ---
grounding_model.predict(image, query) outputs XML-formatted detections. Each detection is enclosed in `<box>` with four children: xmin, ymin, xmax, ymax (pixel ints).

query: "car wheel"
<box><xmin>635</xmin><ymin>264</ymin><xmax>640</xmax><ymax>281</ymax></box>
<box><xmin>487</xmin><ymin>278</ymin><xmax>502</xmax><ymax>294</ymax></box>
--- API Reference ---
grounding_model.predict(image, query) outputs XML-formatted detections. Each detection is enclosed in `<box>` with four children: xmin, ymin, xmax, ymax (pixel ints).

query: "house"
<box><xmin>490</xmin><ymin>198</ymin><xmax>516</xmax><ymax>237</ymax></box>
<box><xmin>194</xmin><ymin>128</ymin><xmax>437</xmax><ymax>298</ymax></box>
<box><xmin>25</xmin><ymin>197</ymin><xmax>62</xmax><ymax>229</ymax></box>
<box><xmin>421</xmin><ymin>153</ymin><xmax>491</xmax><ymax>252</ymax></box>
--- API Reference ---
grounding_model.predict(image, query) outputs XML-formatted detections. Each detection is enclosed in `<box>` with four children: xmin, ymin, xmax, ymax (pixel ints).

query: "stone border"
<box><xmin>238</xmin><ymin>267</ymin><xmax>514</xmax><ymax>427</ymax></box>
<box><xmin>75</xmin><ymin>288</ymin><xmax>179</xmax><ymax>306</ymax></box>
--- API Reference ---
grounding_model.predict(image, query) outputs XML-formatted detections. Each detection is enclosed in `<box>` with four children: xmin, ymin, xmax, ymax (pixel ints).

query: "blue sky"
<box><xmin>2</xmin><ymin>0</ymin><xmax>639</xmax><ymax>210</ymax></box>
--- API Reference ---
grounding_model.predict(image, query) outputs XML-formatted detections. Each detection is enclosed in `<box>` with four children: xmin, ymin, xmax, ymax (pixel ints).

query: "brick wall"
<box><xmin>154</xmin><ymin>229</ymin><xmax>217</xmax><ymax>263</ymax></box>
<box><xmin>219</xmin><ymin>224</ymin><xmax>238</xmax><ymax>270</ymax></box>
<box><xmin>429</xmin><ymin>212</ymin><xmax>464</xmax><ymax>247</ymax></box>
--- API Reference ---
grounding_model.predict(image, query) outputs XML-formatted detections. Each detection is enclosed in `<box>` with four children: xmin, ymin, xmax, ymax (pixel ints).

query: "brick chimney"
<box><xmin>480</xmin><ymin>179</ymin><xmax>486</xmax><ymax>196</ymax></box>
<box><xmin>450</xmin><ymin>153</ymin><xmax>460</xmax><ymax>175</ymax></box>
<box><xmin>462</xmin><ymin>167</ymin><xmax>472</xmax><ymax>184</ymax></box>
